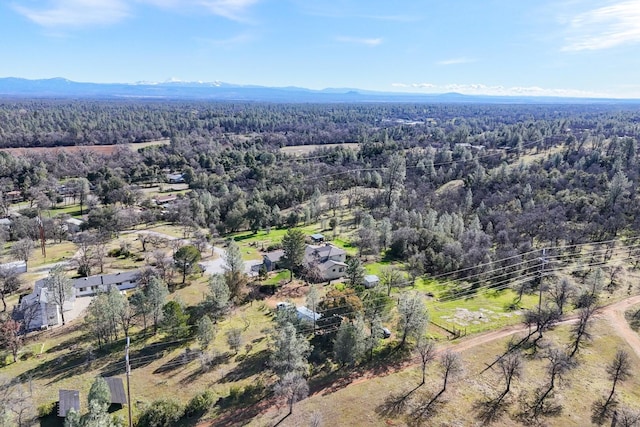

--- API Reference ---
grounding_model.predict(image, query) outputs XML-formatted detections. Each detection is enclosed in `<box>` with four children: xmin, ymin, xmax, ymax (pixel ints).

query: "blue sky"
<box><xmin>2</xmin><ymin>0</ymin><xmax>640</xmax><ymax>97</ymax></box>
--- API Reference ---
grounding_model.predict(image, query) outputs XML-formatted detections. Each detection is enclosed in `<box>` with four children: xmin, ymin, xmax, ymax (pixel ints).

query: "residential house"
<box><xmin>262</xmin><ymin>249</ymin><xmax>284</xmax><ymax>272</ymax></box>
<box><xmin>74</xmin><ymin>271</ymin><xmax>139</xmax><ymax>297</ymax></box>
<box><xmin>304</xmin><ymin>243</ymin><xmax>347</xmax><ymax>281</ymax></box>
<box><xmin>153</xmin><ymin>194</ymin><xmax>178</xmax><ymax>205</ymax></box>
<box><xmin>166</xmin><ymin>173</ymin><xmax>185</xmax><ymax>184</ymax></box>
<box><xmin>16</xmin><ymin>270</ymin><xmax>140</xmax><ymax>330</ymax></box>
<box><xmin>17</xmin><ymin>278</ymin><xmax>76</xmax><ymax>330</ymax></box>
<box><xmin>5</xmin><ymin>191</ymin><xmax>22</xmax><ymax>203</ymax></box>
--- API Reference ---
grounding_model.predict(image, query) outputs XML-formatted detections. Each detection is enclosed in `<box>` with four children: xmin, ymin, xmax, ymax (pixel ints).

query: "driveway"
<box><xmin>200</xmin><ymin>246</ymin><xmax>263</xmax><ymax>277</ymax></box>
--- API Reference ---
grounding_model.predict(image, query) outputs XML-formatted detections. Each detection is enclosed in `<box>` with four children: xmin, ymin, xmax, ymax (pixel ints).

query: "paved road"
<box><xmin>130</xmin><ymin>229</ymin><xmax>262</xmax><ymax>276</ymax></box>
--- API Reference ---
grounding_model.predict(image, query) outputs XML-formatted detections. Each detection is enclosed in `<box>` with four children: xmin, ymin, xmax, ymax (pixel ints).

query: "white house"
<box><xmin>304</xmin><ymin>243</ymin><xmax>347</xmax><ymax>281</ymax></box>
<box><xmin>74</xmin><ymin>271</ymin><xmax>139</xmax><ymax>297</ymax></box>
<box><xmin>17</xmin><ymin>279</ymin><xmax>76</xmax><ymax>331</ymax></box>
<box><xmin>16</xmin><ymin>270</ymin><xmax>140</xmax><ymax>330</ymax></box>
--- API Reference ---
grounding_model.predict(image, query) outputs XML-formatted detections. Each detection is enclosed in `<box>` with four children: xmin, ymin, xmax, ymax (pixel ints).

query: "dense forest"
<box><xmin>2</xmin><ymin>101</ymin><xmax>640</xmax><ymax>282</ymax></box>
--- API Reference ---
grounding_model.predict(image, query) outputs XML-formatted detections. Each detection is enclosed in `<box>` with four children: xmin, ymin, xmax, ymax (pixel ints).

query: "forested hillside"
<box><xmin>2</xmin><ymin>101</ymin><xmax>640</xmax><ymax>278</ymax></box>
<box><xmin>2</xmin><ymin>101</ymin><xmax>640</xmax><ymax>426</ymax></box>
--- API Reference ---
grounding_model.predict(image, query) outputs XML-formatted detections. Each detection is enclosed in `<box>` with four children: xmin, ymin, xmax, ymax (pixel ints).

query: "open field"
<box><xmin>279</xmin><ymin>143</ymin><xmax>360</xmax><ymax>156</ymax></box>
<box><xmin>0</xmin><ymin>139</ymin><xmax>170</xmax><ymax>157</ymax></box>
<box><xmin>247</xmin><ymin>299</ymin><xmax>640</xmax><ymax>427</ymax></box>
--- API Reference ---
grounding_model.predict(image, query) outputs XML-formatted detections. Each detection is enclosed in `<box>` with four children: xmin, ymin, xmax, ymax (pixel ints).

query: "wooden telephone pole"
<box><xmin>126</xmin><ymin>336</ymin><xmax>133</xmax><ymax>427</ymax></box>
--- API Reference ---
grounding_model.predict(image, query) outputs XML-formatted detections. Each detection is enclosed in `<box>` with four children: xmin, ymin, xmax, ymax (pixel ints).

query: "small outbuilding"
<box><xmin>363</xmin><ymin>274</ymin><xmax>380</xmax><ymax>289</ymax></box>
<box><xmin>64</xmin><ymin>217</ymin><xmax>84</xmax><ymax>233</ymax></box>
<box><xmin>310</xmin><ymin>233</ymin><xmax>325</xmax><ymax>243</ymax></box>
<box><xmin>297</xmin><ymin>306</ymin><xmax>322</xmax><ymax>323</ymax></box>
<box><xmin>58</xmin><ymin>389</ymin><xmax>80</xmax><ymax>417</ymax></box>
<box><xmin>0</xmin><ymin>260</ymin><xmax>27</xmax><ymax>274</ymax></box>
<box><xmin>105</xmin><ymin>377</ymin><xmax>128</xmax><ymax>406</ymax></box>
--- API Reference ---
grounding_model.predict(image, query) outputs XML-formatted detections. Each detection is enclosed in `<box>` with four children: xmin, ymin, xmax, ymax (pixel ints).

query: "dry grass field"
<box><xmin>248</xmin><ymin>308</ymin><xmax>640</xmax><ymax>427</ymax></box>
<box><xmin>0</xmin><ymin>139</ymin><xmax>170</xmax><ymax>157</ymax></box>
<box><xmin>279</xmin><ymin>143</ymin><xmax>360</xmax><ymax>156</ymax></box>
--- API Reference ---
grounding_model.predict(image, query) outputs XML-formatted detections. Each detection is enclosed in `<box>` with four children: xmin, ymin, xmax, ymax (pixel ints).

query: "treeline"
<box><xmin>1</xmin><ymin>100</ymin><xmax>640</xmax><ymax>149</ymax></box>
<box><xmin>2</xmin><ymin>102</ymin><xmax>640</xmax><ymax>281</ymax></box>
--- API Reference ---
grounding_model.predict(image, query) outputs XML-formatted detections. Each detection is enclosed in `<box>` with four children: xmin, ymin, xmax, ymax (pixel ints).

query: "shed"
<box><xmin>363</xmin><ymin>274</ymin><xmax>380</xmax><ymax>289</ymax></box>
<box><xmin>58</xmin><ymin>389</ymin><xmax>80</xmax><ymax>417</ymax></box>
<box><xmin>64</xmin><ymin>218</ymin><xmax>84</xmax><ymax>233</ymax></box>
<box><xmin>310</xmin><ymin>233</ymin><xmax>325</xmax><ymax>243</ymax></box>
<box><xmin>105</xmin><ymin>377</ymin><xmax>128</xmax><ymax>405</ymax></box>
<box><xmin>0</xmin><ymin>218</ymin><xmax>11</xmax><ymax>227</ymax></box>
<box><xmin>0</xmin><ymin>261</ymin><xmax>27</xmax><ymax>274</ymax></box>
<box><xmin>297</xmin><ymin>306</ymin><xmax>322</xmax><ymax>323</ymax></box>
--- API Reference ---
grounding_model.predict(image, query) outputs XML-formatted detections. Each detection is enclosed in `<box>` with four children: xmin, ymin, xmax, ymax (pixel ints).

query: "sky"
<box><xmin>2</xmin><ymin>0</ymin><xmax>640</xmax><ymax>98</ymax></box>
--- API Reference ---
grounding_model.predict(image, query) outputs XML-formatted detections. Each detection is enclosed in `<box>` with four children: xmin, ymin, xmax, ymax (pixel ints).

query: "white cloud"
<box><xmin>199</xmin><ymin>0</ymin><xmax>260</xmax><ymax>22</ymax></box>
<box><xmin>391</xmin><ymin>82</ymin><xmax>607</xmax><ymax>98</ymax></box>
<box><xmin>563</xmin><ymin>0</ymin><xmax>640</xmax><ymax>51</ymax></box>
<box><xmin>335</xmin><ymin>36</ymin><xmax>382</xmax><ymax>46</ymax></box>
<box><xmin>436</xmin><ymin>57</ymin><xmax>475</xmax><ymax>66</ymax></box>
<box><xmin>13</xmin><ymin>0</ymin><xmax>130</xmax><ymax>28</ymax></box>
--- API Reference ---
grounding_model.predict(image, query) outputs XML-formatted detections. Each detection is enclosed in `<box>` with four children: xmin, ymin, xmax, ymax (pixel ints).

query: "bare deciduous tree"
<box><xmin>592</xmin><ymin>349</ymin><xmax>633</xmax><ymax>425</ymax></box>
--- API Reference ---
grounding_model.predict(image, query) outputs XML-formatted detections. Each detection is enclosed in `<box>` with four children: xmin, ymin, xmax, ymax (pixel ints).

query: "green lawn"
<box><xmin>45</xmin><ymin>203</ymin><xmax>84</xmax><ymax>218</ymax></box>
<box><xmin>413</xmin><ymin>277</ymin><xmax>539</xmax><ymax>335</ymax></box>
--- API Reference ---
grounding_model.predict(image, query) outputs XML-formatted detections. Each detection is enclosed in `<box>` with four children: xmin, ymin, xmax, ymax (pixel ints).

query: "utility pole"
<box><xmin>538</xmin><ymin>248</ymin><xmax>548</xmax><ymax>316</ymax></box>
<box><xmin>126</xmin><ymin>336</ymin><xmax>132</xmax><ymax>427</ymax></box>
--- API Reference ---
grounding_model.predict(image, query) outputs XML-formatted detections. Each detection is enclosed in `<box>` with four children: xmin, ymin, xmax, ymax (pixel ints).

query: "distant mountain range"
<box><xmin>0</xmin><ymin>77</ymin><xmax>638</xmax><ymax>104</ymax></box>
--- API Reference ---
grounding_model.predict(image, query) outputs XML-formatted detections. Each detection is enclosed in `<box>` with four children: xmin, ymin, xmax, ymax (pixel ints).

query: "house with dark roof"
<box><xmin>74</xmin><ymin>271</ymin><xmax>139</xmax><ymax>297</ymax></box>
<box><xmin>166</xmin><ymin>173</ymin><xmax>185</xmax><ymax>184</ymax></box>
<box><xmin>304</xmin><ymin>243</ymin><xmax>347</xmax><ymax>281</ymax></box>
<box><xmin>16</xmin><ymin>270</ymin><xmax>139</xmax><ymax>330</ymax></box>
<box><xmin>262</xmin><ymin>249</ymin><xmax>284</xmax><ymax>272</ymax></box>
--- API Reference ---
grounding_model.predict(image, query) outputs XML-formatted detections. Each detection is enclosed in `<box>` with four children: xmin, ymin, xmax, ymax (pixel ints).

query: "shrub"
<box><xmin>37</xmin><ymin>402</ymin><xmax>56</xmax><ymax>418</ymax></box>
<box><xmin>20</xmin><ymin>350</ymin><xmax>35</xmax><ymax>360</ymax></box>
<box><xmin>185</xmin><ymin>390</ymin><xmax>216</xmax><ymax>417</ymax></box>
<box><xmin>136</xmin><ymin>399</ymin><xmax>184</xmax><ymax>427</ymax></box>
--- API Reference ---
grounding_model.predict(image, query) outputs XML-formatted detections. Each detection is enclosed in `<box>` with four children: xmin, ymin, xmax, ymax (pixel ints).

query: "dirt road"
<box><xmin>197</xmin><ymin>294</ymin><xmax>640</xmax><ymax>427</ymax></box>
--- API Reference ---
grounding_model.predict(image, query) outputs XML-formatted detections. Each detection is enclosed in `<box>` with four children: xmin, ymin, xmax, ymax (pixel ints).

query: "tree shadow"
<box><xmin>179</xmin><ymin>352</ymin><xmax>231</xmax><ymax>384</ymax></box>
<box><xmin>100</xmin><ymin>338</ymin><xmax>186</xmax><ymax>376</ymax></box>
<box><xmin>473</xmin><ymin>395</ymin><xmax>511</xmax><ymax>425</ymax></box>
<box><xmin>20</xmin><ymin>348</ymin><xmax>93</xmax><ymax>384</ymax></box>
<box><xmin>407</xmin><ymin>392</ymin><xmax>446</xmax><ymax>427</ymax></box>
<box><xmin>219</xmin><ymin>349</ymin><xmax>269</xmax><ymax>383</ymax></box>
<box><xmin>376</xmin><ymin>388</ymin><xmax>417</xmax><ymax>417</ymax></box>
<box><xmin>153</xmin><ymin>349</ymin><xmax>201</xmax><ymax>374</ymax></box>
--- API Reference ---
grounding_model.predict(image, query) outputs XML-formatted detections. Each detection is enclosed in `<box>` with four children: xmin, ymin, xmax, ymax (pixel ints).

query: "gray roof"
<box><xmin>305</xmin><ymin>244</ymin><xmax>346</xmax><ymax>261</ymax></box>
<box><xmin>105</xmin><ymin>377</ymin><xmax>128</xmax><ymax>405</ymax></box>
<box><xmin>364</xmin><ymin>274</ymin><xmax>379</xmax><ymax>282</ymax></box>
<box><xmin>264</xmin><ymin>249</ymin><xmax>284</xmax><ymax>262</ymax></box>
<box><xmin>297</xmin><ymin>306</ymin><xmax>321</xmax><ymax>322</ymax></box>
<box><xmin>58</xmin><ymin>390</ymin><xmax>80</xmax><ymax>417</ymax></box>
<box><xmin>73</xmin><ymin>271</ymin><xmax>139</xmax><ymax>289</ymax></box>
<box><xmin>64</xmin><ymin>218</ymin><xmax>84</xmax><ymax>226</ymax></box>
<box><xmin>311</xmin><ymin>233</ymin><xmax>324</xmax><ymax>240</ymax></box>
